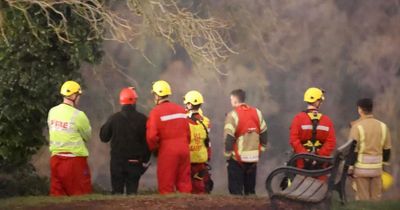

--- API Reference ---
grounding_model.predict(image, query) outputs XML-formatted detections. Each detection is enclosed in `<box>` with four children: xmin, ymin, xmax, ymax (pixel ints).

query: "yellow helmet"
<box><xmin>152</xmin><ymin>80</ymin><xmax>172</xmax><ymax>97</ymax></box>
<box><xmin>304</xmin><ymin>87</ymin><xmax>325</xmax><ymax>103</ymax></box>
<box><xmin>382</xmin><ymin>171</ymin><xmax>394</xmax><ymax>191</ymax></box>
<box><xmin>60</xmin><ymin>81</ymin><xmax>82</xmax><ymax>97</ymax></box>
<box><xmin>184</xmin><ymin>90</ymin><xmax>204</xmax><ymax>105</ymax></box>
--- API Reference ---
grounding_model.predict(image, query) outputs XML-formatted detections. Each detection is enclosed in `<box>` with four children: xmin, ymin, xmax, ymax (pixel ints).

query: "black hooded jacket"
<box><xmin>100</xmin><ymin>105</ymin><xmax>150</xmax><ymax>162</ymax></box>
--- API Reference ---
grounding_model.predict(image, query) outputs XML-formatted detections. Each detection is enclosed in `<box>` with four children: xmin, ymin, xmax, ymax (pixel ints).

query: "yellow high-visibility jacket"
<box><xmin>47</xmin><ymin>104</ymin><xmax>91</xmax><ymax>156</ymax></box>
<box><xmin>188</xmin><ymin>112</ymin><xmax>210</xmax><ymax>163</ymax></box>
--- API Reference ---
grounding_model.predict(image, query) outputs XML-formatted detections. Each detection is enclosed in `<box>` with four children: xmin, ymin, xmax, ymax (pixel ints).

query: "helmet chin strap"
<box><xmin>154</xmin><ymin>95</ymin><xmax>168</xmax><ymax>105</ymax></box>
<box><xmin>154</xmin><ymin>96</ymin><xmax>160</xmax><ymax>105</ymax></box>
<box><xmin>65</xmin><ymin>97</ymin><xmax>76</xmax><ymax>106</ymax></box>
<box><xmin>308</xmin><ymin>100</ymin><xmax>322</xmax><ymax>110</ymax></box>
<box><xmin>152</xmin><ymin>92</ymin><xmax>160</xmax><ymax>105</ymax></box>
<box><xmin>65</xmin><ymin>94</ymin><xmax>79</xmax><ymax>107</ymax></box>
<box><xmin>307</xmin><ymin>104</ymin><xmax>318</xmax><ymax>110</ymax></box>
<box><xmin>315</xmin><ymin>99</ymin><xmax>323</xmax><ymax>109</ymax></box>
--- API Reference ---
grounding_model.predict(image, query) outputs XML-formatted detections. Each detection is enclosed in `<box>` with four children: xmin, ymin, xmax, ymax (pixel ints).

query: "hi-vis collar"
<box><xmin>306</xmin><ymin>110</ymin><xmax>322</xmax><ymax>121</ymax></box>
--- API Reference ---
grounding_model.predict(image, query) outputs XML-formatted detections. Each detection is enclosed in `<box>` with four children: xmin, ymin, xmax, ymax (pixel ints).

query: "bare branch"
<box><xmin>1</xmin><ymin>0</ymin><xmax>235</xmax><ymax>73</ymax></box>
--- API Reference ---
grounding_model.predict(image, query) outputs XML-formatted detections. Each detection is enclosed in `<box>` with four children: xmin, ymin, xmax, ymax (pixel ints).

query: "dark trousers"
<box><xmin>110</xmin><ymin>157</ymin><xmax>143</xmax><ymax>195</ymax></box>
<box><xmin>227</xmin><ymin>158</ymin><xmax>257</xmax><ymax>195</ymax></box>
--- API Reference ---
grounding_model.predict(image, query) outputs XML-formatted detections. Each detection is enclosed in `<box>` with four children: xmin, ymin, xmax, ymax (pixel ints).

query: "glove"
<box><xmin>142</xmin><ymin>161</ymin><xmax>151</xmax><ymax>168</ymax></box>
<box><xmin>224</xmin><ymin>151</ymin><xmax>232</xmax><ymax>160</ymax></box>
<box><xmin>141</xmin><ymin>161</ymin><xmax>151</xmax><ymax>175</ymax></box>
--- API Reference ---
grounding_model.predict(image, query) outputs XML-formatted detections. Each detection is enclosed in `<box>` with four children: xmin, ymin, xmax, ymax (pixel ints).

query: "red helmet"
<box><xmin>119</xmin><ymin>87</ymin><xmax>138</xmax><ymax>105</ymax></box>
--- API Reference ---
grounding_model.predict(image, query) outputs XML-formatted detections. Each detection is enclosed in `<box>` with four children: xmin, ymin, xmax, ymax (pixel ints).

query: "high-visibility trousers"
<box><xmin>50</xmin><ymin>155</ymin><xmax>92</xmax><ymax>196</ymax></box>
<box><xmin>353</xmin><ymin>176</ymin><xmax>382</xmax><ymax>201</ymax></box>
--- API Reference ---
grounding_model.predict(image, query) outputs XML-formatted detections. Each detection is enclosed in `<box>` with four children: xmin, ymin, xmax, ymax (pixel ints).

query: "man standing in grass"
<box><xmin>100</xmin><ymin>87</ymin><xmax>150</xmax><ymax>195</ymax></box>
<box><xmin>146</xmin><ymin>80</ymin><xmax>192</xmax><ymax>194</ymax></box>
<box><xmin>289</xmin><ymin>87</ymin><xmax>336</xmax><ymax>171</ymax></box>
<box><xmin>184</xmin><ymin>90</ymin><xmax>213</xmax><ymax>194</ymax></box>
<box><xmin>349</xmin><ymin>98</ymin><xmax>392</xmax><ymax>200</ymax></box>
<box><xmin>224</xmin><ymin>89</ymin><xmax>268</xmax><ymax>195</ymax></box>
<box><xmin>47</xmin><ymin>81</ymin><xmax>92</xmax><ymax>196</ymax></box>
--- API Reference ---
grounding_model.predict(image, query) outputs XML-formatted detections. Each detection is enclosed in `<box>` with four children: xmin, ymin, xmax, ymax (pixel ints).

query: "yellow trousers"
<box><xmin>354</xmin><ymin>176</ymin><xmax>382</xmax><ymax>201</ymax></box>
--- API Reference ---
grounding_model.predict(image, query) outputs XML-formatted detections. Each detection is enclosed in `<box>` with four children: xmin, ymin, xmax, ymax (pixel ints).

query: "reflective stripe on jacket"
<box><xmin>289</xmin><ymin>111</ymin><xmax>336</xmax><ymax>156</ymax></box>
<box><xmin>188</xmin><ymin>113</ymin><xmax>210</xmax><ymax>163</ymax></box>
<box><xmin>224</xmin><ymin>104</ymin><xmax>267</xmax><ymax>163</ymax></box>
<box><xmin>349</xmin><ymin>115</ymin><xmax>392</xmax><ymax>177</ymax></box>
<box><xmin>146</xmin><ymin>101</ymin><xmax>190</xmax><ymax>152</ymax></box>
<box><xmin>48</xmin><ymin>104</ymin><xmax>91</xmax><ymax>156</ymax></box>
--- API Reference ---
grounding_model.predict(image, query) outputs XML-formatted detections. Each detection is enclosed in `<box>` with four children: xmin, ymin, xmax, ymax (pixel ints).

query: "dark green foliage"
<box><xmin>0</xmin><ymin>1</ymin><xmax>103</xmax><ymax>173</ymax></box>
<box><xmin>0</xmin><ymin>164</ymin><xmax>49</xmax><ymax>198</ymax></box>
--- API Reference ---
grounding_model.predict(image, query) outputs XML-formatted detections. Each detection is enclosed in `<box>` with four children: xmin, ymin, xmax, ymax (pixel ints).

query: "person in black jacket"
<box><xmin>100</xmin><ymin>87</ymin><xmax>150</xmax><ymax>195</ymax></box>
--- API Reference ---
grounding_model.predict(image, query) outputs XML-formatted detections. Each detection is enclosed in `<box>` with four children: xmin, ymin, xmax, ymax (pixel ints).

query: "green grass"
<box><xmin>333</xmin><ymin>200</ymin><xmax>400</xmax><ymax>210</ymax></box>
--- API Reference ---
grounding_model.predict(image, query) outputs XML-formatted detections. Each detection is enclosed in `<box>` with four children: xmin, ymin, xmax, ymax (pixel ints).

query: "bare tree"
<box><xmin>1</xmin><ymin>0</ymin><xmax>235</xmax><ymax>71</ymax></box>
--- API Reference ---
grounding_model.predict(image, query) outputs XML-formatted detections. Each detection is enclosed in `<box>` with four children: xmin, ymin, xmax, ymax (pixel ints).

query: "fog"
<box><xmin>32</xmin><ymin>0</ymin><xmax>400</xmax><ymax>196</ymax></box>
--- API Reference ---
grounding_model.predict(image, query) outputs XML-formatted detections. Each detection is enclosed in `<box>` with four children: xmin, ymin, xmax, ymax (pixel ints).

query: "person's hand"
<box><xmin>141</xmin><ymin>161</ymin><xmax>151</xmax><ymax>175</ymax></box>
<box><xmin>142</xmin><ymin>161</ymin><xmax>151</xmax><ymax>168</ymax></box>
<box><xmin>348</xmin><ymin>166</ymin><xmax>354</xmax><ymax>177</ymax></box>
<box><xmin>224</xmin><ymin>151</ymin><xmax>232</xmax><ymax>161</ymax></box>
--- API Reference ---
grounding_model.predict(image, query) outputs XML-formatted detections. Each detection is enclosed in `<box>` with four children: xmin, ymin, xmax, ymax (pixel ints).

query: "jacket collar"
<box><xmin>360</xmin><ymin>114</ymin><xmax>374</xmax><ymax>120</ymax></box>
<box><xmin>187</xmin><ymin>110</ymin><xmax>202</xmax><ymax>119</ymax></box>
<box><xmin>306</xmin><ymin>105</ymin><xmax>319</xmax><ymax>111</ymax></box>
<box><xmin>121</xmin><ymin>104</ymin><xmax>136</xmax><ymax>112</ymax></box>
<box><xmin>157</xmin><ymin>99</ymin><xmax>169</xmax><ymax>105</ymax></box>
<box><xmin>235</xmin><ymin>103</ymin><xmax>250</xmax><ymax>110</ymax></box>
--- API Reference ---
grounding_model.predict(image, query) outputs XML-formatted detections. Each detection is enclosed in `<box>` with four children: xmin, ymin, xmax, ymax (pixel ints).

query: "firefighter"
<box><xmin>224</xmin><ymin>89</ymin><xmax>268</xmax><ymax>195</ymax></box>
<box><xmin>184</xmin><ymin>90</ymin><xmax>213</xmax><ymax>194</ymax></box>
<box><xmin>146</xmin><ymin>80</ymin><xmax>192</xmax><ymax>194</ymax></box>
<box><xmin>349</xmin><ymin>98</ymin><xmax>392</xmax><ymax>201</ymax></box>
<box><xmin>289</xmin><ymin>87</ymin><xmax>336</xmax><ymax>170</ymax></box>
<box><xmin>47</xmin><ymin>81</ymin><xmax>92</xmax><ymax>196</ymax></box>
<box><xmin>100</xmin><ymin>87</ymin><xmax>150</xmax><ymax>195</ymax></box>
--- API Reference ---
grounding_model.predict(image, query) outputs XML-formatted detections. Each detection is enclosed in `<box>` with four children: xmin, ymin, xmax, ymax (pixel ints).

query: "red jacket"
<box><xmin>146</xmin><ymin>101</ymin><xmax>190</xmax><ymax>152</ymax></box>
<box><xmin>289</xmin><ymin>111</ymin><xmax>336</xmax><ymax>156</ymax></box>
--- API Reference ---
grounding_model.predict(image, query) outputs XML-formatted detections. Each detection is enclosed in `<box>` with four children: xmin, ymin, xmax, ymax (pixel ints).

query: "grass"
<box><xmin>0</xmin><ymin>194</ymin><xmax>399</xmax><ymax>210</ymax></box>
<box><xmin>0</xmin><ymin>194</ymin><xmax>118</xmax><ymax>209</ymax></box>
<box><xmin>333</xmin><ymin>200</ymin><xmax>400</xmax><ymax>210</ymax></box>
<box><xmin>0</xmin><ymin>193</ymin><xmax>225</xmax><ymax>209</ymax></box>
